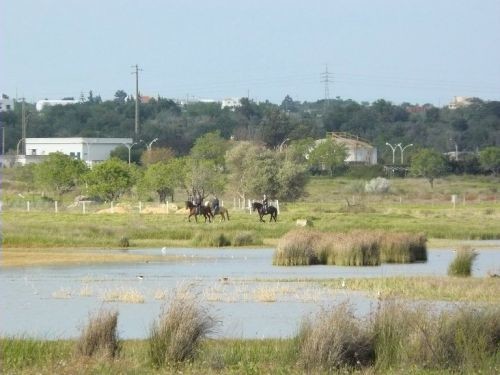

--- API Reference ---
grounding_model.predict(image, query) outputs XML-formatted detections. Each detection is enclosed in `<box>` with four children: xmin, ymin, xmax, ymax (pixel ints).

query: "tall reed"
<box><xmin>448</xmin><ymin>246</ymin><xmax>478</xmax><ymax>277</ymax></box>
<box><xmin>148</xmin><ymin>289</ymin><xmax>216</xmax><ymax>368</ymax></box>
<box><xmin>297</xmin><ymin>303</ymin><xmax>374</xmax><ymax>371</ymax></box>
<box><xmin>76</xmin><ymin>309</ymin><xmax>120</xmax><ymax>359</ymax></box>
<box><xmin>273</xmin><ymin>229</ymin><xmax>320</xmax><ymax>266</ymax></box>
<box><xmin>379</xmin><ymin>232</ymin><xmax>427</xmax><ymax>263</ymax></box>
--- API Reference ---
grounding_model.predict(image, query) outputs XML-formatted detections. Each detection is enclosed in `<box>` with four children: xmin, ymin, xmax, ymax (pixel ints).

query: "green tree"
<box><xmin>479</xmin><ymin>146</ymin><xmax>500</xmax><ymax>176</ymax></box>
<box><xmin>185</xmin><ymin>158</ymin><xmax>226</xmax><ymax>197</ymax></box>
<box><xmin>140</xmin><ymin>158</ymin><xmax>186</xmax><ymax>203</ymax></box>
<box><xmin>410</xmin><ymin>148</ymin><xmax>448</xmax><ymax>188</ymax></box>
<box><xmin>34</xmin><ymin>152</ymin><xmax>88</xmax><ymax>199</ymax></box>
<box><xmin>85</xmin><ymin>158</ymin><xmax>135</xmax><ymax>201</ymax></box>
<box><xmin>114</xmin><ymin>90</ymin><xmax>128</xmax><ymax>104</ymax></box>
<box><xmin>190</xmin><ymin>131</ymin><xmax>228</xmax><ymax>170</ymax></box>
<box><xmin>307</xmin><ymin>139</ymin><xmax>348</xmax><ymax>176</ymax></box>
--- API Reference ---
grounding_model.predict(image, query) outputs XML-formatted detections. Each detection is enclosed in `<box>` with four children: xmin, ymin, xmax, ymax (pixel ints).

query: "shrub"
<box><xmin>76</xmin><ymin>309</ymin><xmax>120</xmax><ymax>359</ymax></box>
<box><xmin>448</xmin><ymin>246</ymin><xmax>477</xmax><ymax>277</ymax></box>
<box><xmin>365</xmin><ymin>177</ymin><xmax>390</xmax><ymax>194</ymax></box>
<box><xmin>118</xmin><ymin>236</ymin><xmax>129</xmax><ymax>248</ymax></box>
<box><xmin>298</xmin><ymin>303</ymin><xmax>374</xmax><ymax>371</ymax></box>
<box><xmin>232</xmin><ymin>231</ymin><xmax>262</xmax><ymax>246</ymax></box>
<box><xmin>192</xmin><ymin>232</ymin><xmax>231</xmax><ymax>247</ymax></box>
<box><xmin>148</xmin><ymin>289</ymin><xmax>216</xmax><ymax>368</ymax></box>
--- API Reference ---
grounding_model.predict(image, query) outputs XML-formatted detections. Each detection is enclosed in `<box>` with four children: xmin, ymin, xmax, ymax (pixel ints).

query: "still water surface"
<box><xmin>1</xmin><ymin>244</ymin><xmax>499</xmax><ymax>339</ymax></box>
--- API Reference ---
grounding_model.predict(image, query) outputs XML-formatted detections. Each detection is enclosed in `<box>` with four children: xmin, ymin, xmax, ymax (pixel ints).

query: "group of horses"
<box><xmin>185</xmin><ymin>201</ymin><xmax>277</xmax><ymax>223</ymax></box>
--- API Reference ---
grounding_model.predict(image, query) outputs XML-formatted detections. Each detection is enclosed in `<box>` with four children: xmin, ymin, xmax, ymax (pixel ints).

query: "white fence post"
<box><xmin>166</xmin><ymin>201</ymin><xmax>169</xmax><ymax>214</ymax></box>
<box><xmin>139</xmin><ymin>201</ymin><xmax>142</xmax><ymax>213</ymax></box>
<box><xmin>27</xmin><ymin>201</ymin><xmax>30</xmax><ymax>212</ymax></box>
<box><xmin>111</xmin><ymin>201</ymin><xmax>114</xmax><ymax>213</ymax></box>
<box><xmin>276</xmin><ymin>199</ymin><xmax>280</xmax><ymax>215</ymax></box>
<box><xmin>82</xmin><ymin>201</ymin><xmax>86</xmax><ymax>214</ymax></box>
<box><xmin>55</xmin><ymin>201</ymin><xmax>58</xmax><ymax>213</ymax></box>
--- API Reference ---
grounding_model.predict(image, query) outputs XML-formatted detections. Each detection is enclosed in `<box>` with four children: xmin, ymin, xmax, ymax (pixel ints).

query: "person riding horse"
<box><xmin>262</xmin><ymin>194</ymin><xmax>268</xmax><ymax>214</ymax></box>
<box><xmin>194</xmin><ymin>191</ymin><xmax>202</xmax><ymax>215</ymax></box>
<box><xmin>212</xmin><ymin>195</ymin><xmax>220</xmax><ymax>215</ymax></box>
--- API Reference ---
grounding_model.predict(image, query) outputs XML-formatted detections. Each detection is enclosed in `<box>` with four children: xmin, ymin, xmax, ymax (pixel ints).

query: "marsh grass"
<box><xmin>379</xmin><ymin>232</ymin><xmax>427</xmax><ymax>263</ymax></box>
<box><xmin>102</xmin><ymin>288</ymin><xmax>145</xmax><ymax>303</ymax></box>
<box><xmin>52</xmin><ymin>287</ymin><xmax>72</xmax><ymax>299</ymax></box>
<box><xmin>76</xmin><ymin>309</ymin><xmax>120</xmax><ymax>359</ymax></box>
<box><xmin>373</xmin><ymin>300</ymin><xmax>500</xmax><ymax>372</ymax></box>
<box><xmin>448</xmin><ymin>246</ymin><xmax>478</xmax><ymax>277</ymax></box>
<box><xmin>232</xmin><ymin>231</ymin><xmax>262</xmax><ymax>246</ymax></box>
<box><xmin>275</xmin><ymin>229</ymin><xmax>425</xmax><ymax>266</ymax></box>
<box><xmin>191</xmin><ymin>232</ymin><xmax>231</xmax><ymax>247</ymax></box>
<box><xmin>148</xmin><ymin>289</ymin><xmax>216</xmax><ymax>368</ymax></box>
<box><xmin>297</xmin><ymin>303</ymin><xmax>374</xmax><ymax>371</ymax></box>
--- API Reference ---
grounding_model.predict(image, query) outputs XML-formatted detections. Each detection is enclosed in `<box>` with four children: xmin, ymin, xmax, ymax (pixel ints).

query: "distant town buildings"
<box><xmin>448</xmin><ymin>96</ymin><xmax>476</xmax><ymax>109</ymax></box>
<box><xmin>310</xmin><ymin>132</ymin><xmax>378</xmax><ymax>165</ymax></box>
<box><xmin>221</xmin><ymin>98</ymin><xmax>243</xmax><ymax>110</ymax></box>
<box><xmin>0</xmin><ymin>94</ymin><xmax>14</xmax><ymax>112</ymax></box>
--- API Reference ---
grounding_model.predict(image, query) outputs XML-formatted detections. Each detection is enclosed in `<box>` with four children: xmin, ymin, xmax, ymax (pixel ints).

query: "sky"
<box><xmin>2</xmin><ymin>0</ymin><xmax>499</xmax><ymax>106</ymax></box>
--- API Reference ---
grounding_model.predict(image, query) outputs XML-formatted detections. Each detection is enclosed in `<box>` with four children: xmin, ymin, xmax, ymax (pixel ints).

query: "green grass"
<box><xmin>2</xmin><ymin>302</ymin><xmax>498</xmax><ymax>374</ymax></box>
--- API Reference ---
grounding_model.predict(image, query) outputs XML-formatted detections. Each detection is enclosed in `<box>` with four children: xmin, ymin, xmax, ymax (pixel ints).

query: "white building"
<box><xmin>36</xmin><ymin>99</ymin><xmax>80</xmax><ymax>111</ymax></box>
<box><xmin>0</xmin><ymin>96</ymin><xmax>14</xmax><ymax>112</ymax></box>
<box><xmin>221</xmin><ymin>97</ymin><xmax>242</xmax><ymax>110</ymax></box>
<box><xmin>22</xmin><ymin>137</ymin><xmax>133</xmax><ymax>166</ymax></box>
<box><xmin>312</xmin><ymin>132</ymin><xmax>377</xmax><ymax>165</ymax></box>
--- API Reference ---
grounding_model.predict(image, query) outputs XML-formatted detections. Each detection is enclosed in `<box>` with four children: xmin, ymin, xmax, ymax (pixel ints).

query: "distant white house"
<box><xmin>312</xmin><ymin>132</ymin><xmax>378</xmax><ymax>165</ymax></box>
<box><xmin>0</xmin><ymin>95</ymin><xmax>14</xmax><ymax>112</ymax></box>
<box><xmin>18</xmin><ymin>137</ymin><xmax>133</xmax><ymax>166</ymax></box>
<box><xmin>448</xmin><ymin>96</ymin><xmax>476</xmax><ymax>109</ymax></box>
<box><xmin>221</xmin><ymin>97</ymin><xmax>242</xmax><ymax>110</ymax></box>
<box><xmin>36</xmin><ymin>99</ymin><xmax>80</xmax><ymax>111</ymax></box>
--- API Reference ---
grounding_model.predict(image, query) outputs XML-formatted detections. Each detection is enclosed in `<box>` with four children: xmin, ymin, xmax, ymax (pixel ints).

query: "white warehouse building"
<box><xmin>22</xmin><ymin>137</ymin><xmax>133</xmax><ymax>166</ymax></box>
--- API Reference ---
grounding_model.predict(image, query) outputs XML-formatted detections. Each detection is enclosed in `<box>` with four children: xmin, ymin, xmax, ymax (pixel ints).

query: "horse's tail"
<box><xmin>226</xmin><ymin>208</ymin><xmax>230</xmax><ymax>221</ymax></box>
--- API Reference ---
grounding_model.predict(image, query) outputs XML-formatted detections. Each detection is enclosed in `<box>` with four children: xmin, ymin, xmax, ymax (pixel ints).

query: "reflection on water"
<box><xmin>1</xmin><ymin>245</ymin><xmax>499</xmax><ymax>339</ymax></box>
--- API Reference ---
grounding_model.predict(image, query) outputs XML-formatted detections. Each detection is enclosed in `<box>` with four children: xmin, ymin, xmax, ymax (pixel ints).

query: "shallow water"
<box><xmin>1</xmin><ymin>244</ymin><xmax>499</xmax><ymax>339</ymax></box>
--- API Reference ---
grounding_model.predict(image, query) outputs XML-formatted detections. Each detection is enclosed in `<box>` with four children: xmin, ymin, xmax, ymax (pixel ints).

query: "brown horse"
<box><xmin>205</xmin><ymin>201</ymin><xmax>230</xmax><ymax>221</ymax></box>
<box><xmin>185</xmin><ymin>201</ymin><xmax>213</xmax><ymax>223</ymax></box>
<box><xmin>252</xmin><ymin>202</ymin><xmax>277</xmax><ymax>222</ymax></box>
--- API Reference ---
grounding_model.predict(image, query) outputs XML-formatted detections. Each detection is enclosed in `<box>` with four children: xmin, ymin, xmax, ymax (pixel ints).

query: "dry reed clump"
<box><xmin>275</xmin><ymin>229</ymin><xmax>427</xmax><ymax>267</ymax></box>
<box><xmin>373</xmin><ymin>300</ymin><xmax>500</xmax><ymax>372</ymax></box>
<box><xmin>379</xmin><ymin>232</ymin><xmax>427</xmax><ymax>263</ymax></box>
<box><xmin>297</xmin><ymin>303</ymin><xmax>374</xmax><ymax>371</ymax></box>
<box><xmin>273</xmin><ymin>229</ymin><xmax>321</xmax><ymax>266</ymax></box>
<box><xmin>102</xmin><ymin>288</ymin><xmax>145</xmax><ymax>303</ymax></box>
<box><xmin>448</xmin><ymin>245</ymin><xmax>478</xmax><ymax>277</ymax></box>
<box><xmin>76</xmin><ymin>309</ymin><xmax>120</xmax><ymax>359</ymax></box>
<box><xmin>331</xmin><ymin>231</ymin><xmax>380</xmax><ymax>266</ymax></box>
<box><xmin>232</xmin><ymin>231</ymin><xmax>262</xmax><ymax>246</ymax></box>
<box><xmin>148</xmin><ymin>289</ymin><xmax>216</xmax><ymax>368</ymax></box>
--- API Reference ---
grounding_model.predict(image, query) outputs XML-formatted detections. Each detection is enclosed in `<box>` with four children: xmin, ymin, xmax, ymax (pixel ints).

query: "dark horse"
<box><xmin>185</xmin><ymin>201</ymin><xmax>213</xmax><ymax>223</ymax></box>
<box><xmin>252</xmin><ymin>202</ymin><xmax>278</xmax><ymax>222</ymax></box>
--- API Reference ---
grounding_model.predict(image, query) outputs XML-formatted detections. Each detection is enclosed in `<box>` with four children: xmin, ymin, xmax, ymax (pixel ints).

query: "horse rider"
<box><xmin>262</xmin><ymin>194</ymin><xmax>268</xmax><ymax>214</ymax></box>
<box><xmin>194</xmin><ymin>191</ymin><xmax>202</xmax><ymax>215</ymax></box>
<box><xmin>212</xmin><ymin>195</ymin><xmax>220</xmax><ymax>215</ymax></box>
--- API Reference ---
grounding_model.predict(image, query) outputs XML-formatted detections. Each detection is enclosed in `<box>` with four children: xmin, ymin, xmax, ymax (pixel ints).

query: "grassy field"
<box><xmin>2</xmin><ymin>175</ymin><xmax>500</xmax><ymax>267</ymax></box>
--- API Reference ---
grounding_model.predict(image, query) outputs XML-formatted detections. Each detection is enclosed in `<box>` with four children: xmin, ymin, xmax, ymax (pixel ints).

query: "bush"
<box><xmin>148</xmin><ymin>289</ymin><xmax>216</xmax><ymax>368</ymax></box>
<box><xmin>365</xmin><ymin>177</ymin><xmax>390</xmax><ymax>194</ymax></box>
<box><xmin>118</xmin><ymin>236</ymin><xmax>130</xmax><ymax>248</ymax></box>
<box><xmin>298</xmin><ymin>303</ymin><xmax>374</xmax><ymax>371</ymax></box>
<box><xmin>448</xmin><ymin>246</ymin><xmax>477</xmax><ymax>277</ymax></box>
<box><xmin>273</xmin><ymin>229</ymin><xmax>320</xmax><ymax>266</ymax></box>
<box><xmin>232</xmin><ymin>231</ymin><xmax>262</xmax><ymax>246</ymax></box>
<box><xmin>76</xmin><ymin>309</ymin><xmax>120</xmax><ymax>359</ymax></box>
<box><xmin>192</xmin><ymin>232</ymin><xmax>231</xmax><ymax>247</ymax></box>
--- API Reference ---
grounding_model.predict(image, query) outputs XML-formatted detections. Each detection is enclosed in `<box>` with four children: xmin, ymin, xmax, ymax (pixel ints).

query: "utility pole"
<box><xmin>320</xmin><ymin>64</ymin><xmax>332</xmax><ymax>111</ymax></box>
<box><xmin>131</xmin><ymin>64</ymin><xmax>142</xmax><ymax>137</ymax></box>
<box><xmin>21</xmin><ymin>98</ymin><xmax>26</xmax><ymax>155</ymax></box>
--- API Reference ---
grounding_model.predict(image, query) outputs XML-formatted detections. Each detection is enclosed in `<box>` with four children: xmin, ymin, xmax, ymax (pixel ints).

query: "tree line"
<box><xmin>2</xmin><ymin>91</ymin><xmax>500</xmax><ymax>163</ymax></box>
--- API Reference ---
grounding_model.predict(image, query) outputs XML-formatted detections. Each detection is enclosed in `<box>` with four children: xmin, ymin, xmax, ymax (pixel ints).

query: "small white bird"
<box><xmin>161</xmin><ymin>247</ymin><xmax>167</xmax><ymax>255</ymax></box>
<box><xmin>136</xmin><ymin>275</ymin><xmax>144</xmax><ymax>280</ymax></box>
<box><xmin>341</xmin><ymin>279</ymin><xmax>346</xmax><ymax>288</ymax></box>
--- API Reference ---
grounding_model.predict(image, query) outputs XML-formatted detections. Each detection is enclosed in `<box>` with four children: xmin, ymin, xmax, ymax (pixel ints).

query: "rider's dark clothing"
<box><xmin>262</xmin><ymin>197</ymin><xmax>268</xmax><ymax>214</ymax></box>
<box><xmin>194</xmin><ymin>194</ymin><xmax>202</xmax><ymax>214</ymax></box>
<box><xmin>212</xmin><ymin>198</ymin><xmax>219</xmax><ymax>214</ymax></box>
